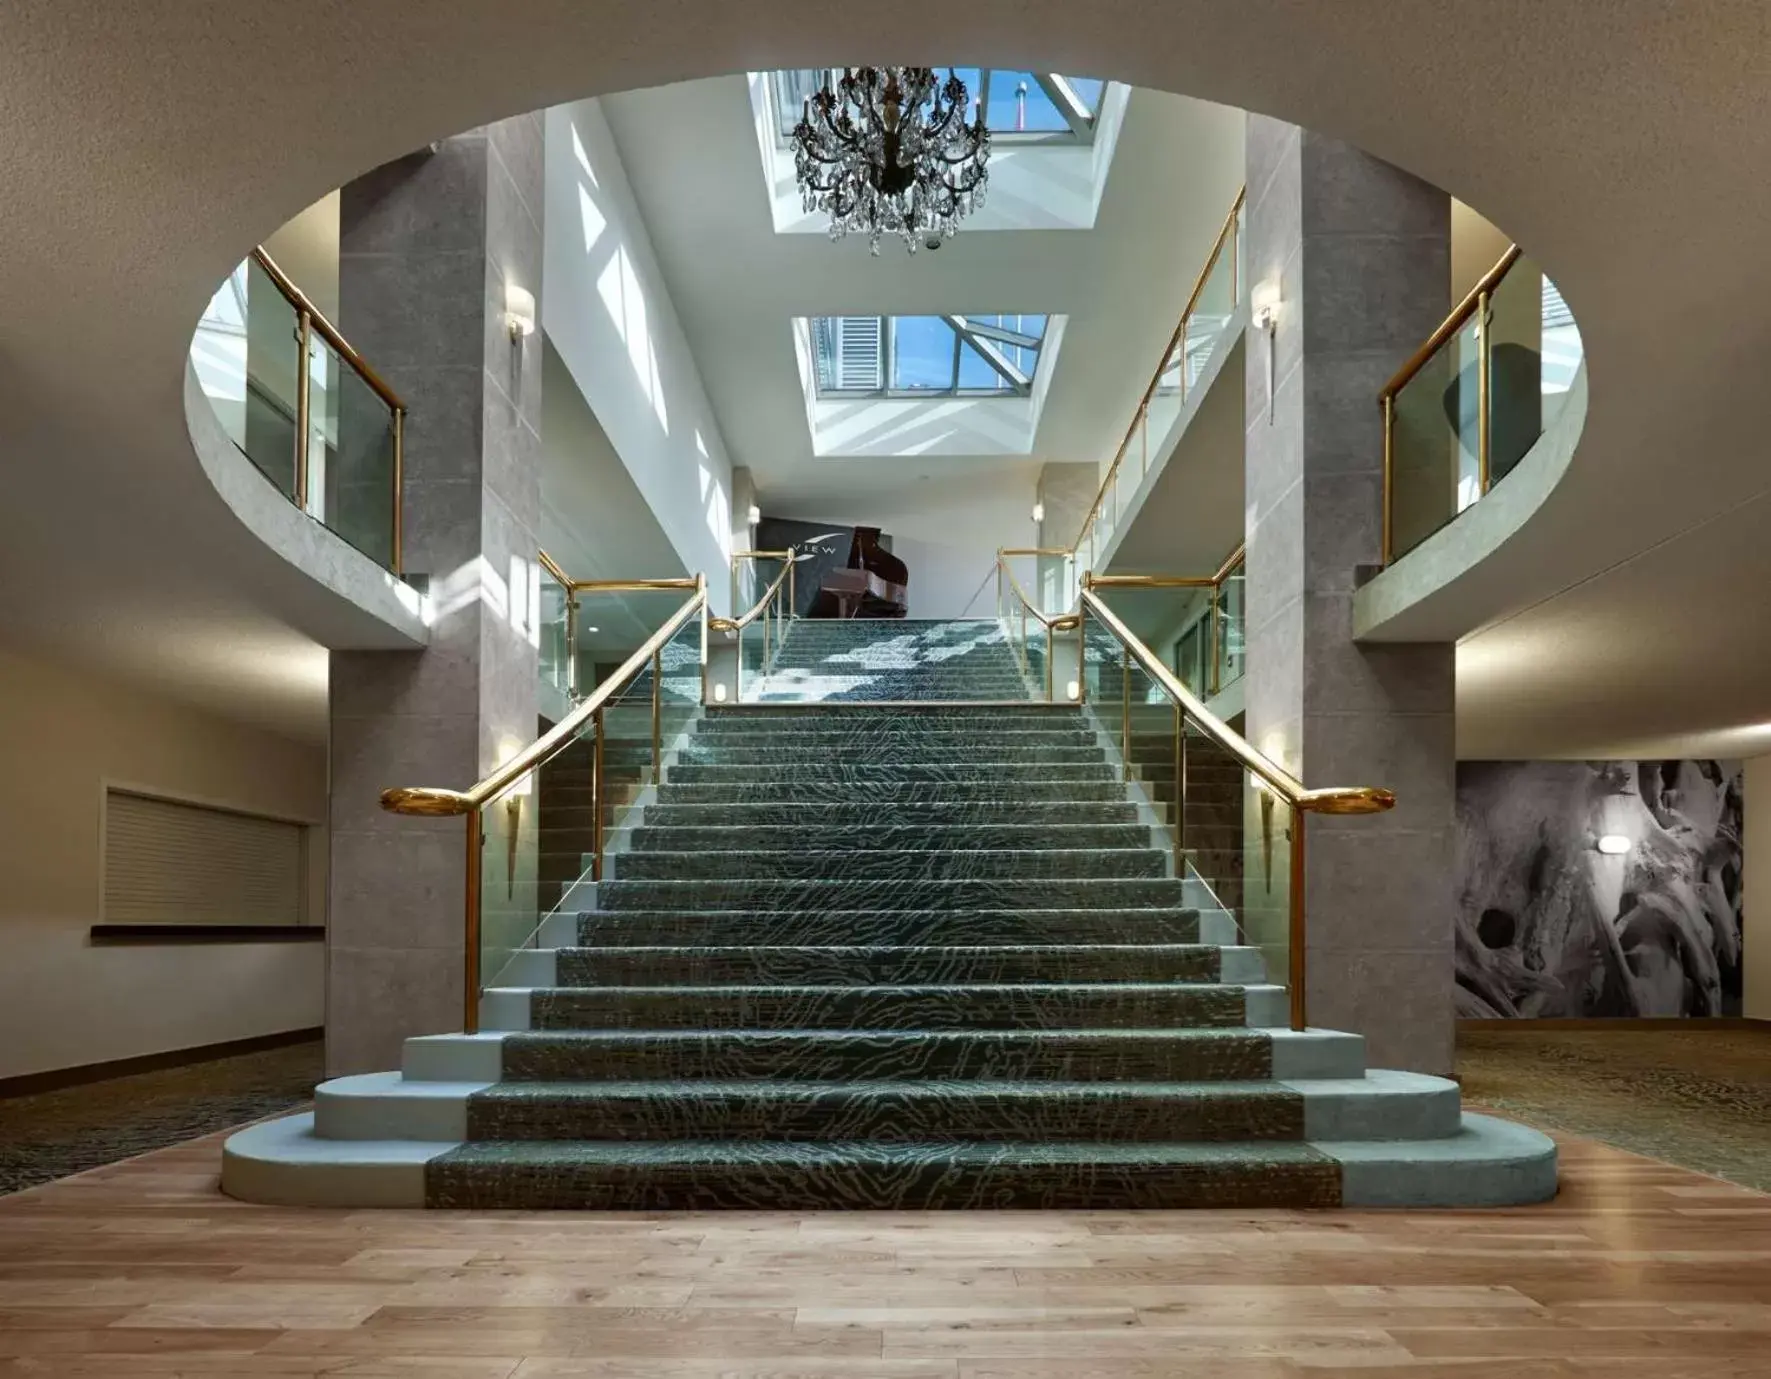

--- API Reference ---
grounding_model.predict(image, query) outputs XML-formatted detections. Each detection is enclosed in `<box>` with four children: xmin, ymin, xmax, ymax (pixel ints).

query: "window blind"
<box><xmin>103</xmin><ymin>790</ymin><xmax>303</xmax><ymax>927</ymax></box>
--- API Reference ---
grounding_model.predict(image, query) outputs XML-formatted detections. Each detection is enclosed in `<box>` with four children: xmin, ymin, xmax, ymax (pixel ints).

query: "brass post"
<box><xmin>1174</xmin><ymin>707</ymin><xmax>1187</xmax><ymax>858</ymax></box>
<box><xmin>1476</xmin><ymin>288</ymin><xmax>1492</xmax><ymax>495</ymax></box>
<box><xmin>735</xmin><ymin>625</ymin><xmax>744</xmax><ymax>704</ymax></box>
<box><xmin>1077</xmin><ymin>614</ymin><xmax>1088</xmax><ymax>705</ymax></box>
<box><xmin>565</xmin><ymin>593</ymin><xmax>580</xmax><ymax>700</ymax></box>
<box><xmin>1045</xmin><ymin>622</ymin><xmax>1055</xmax><ymax>702</ymax></box>
<box><xmin>1120</xmin><ymin>644</ymin><xmax>1131</xmax><ymax>782</ymax></box>
<box><xmin>762</xmin><ymin>599</ymin><xmax>771</xmax><ymax>678</ymax></box>
<box><xmin>463</xmin><ymin>812</ymin><xmax>482</xmax><ymax>1035</ymax></box>
<box><xmin>391</xmin><ymin>407</ymin><xmax>405</xmax><ymax>574</ymax></box>
<box><xmin>1382</xmin><ymin>393</ymin><xmax>1395</xmax><ymax>565</ymax></box>
<box><xmin>650</xmin><ymin>649</ymin><xmax>663</xmax><ymax>786</ymax></box>
<box><xmin>591</xmin><ymin>706</ymin><xmax>606</xmax><ymax>881</ymax></box>
<box><xmin>1208</xmin><ymin>587</ymin><xmax>1222</xmax><ymax>698</ymax></box>
<box><xmin>788</xmin><ymin>559</ymin><xmax>796</xmax><ymax>622</ymax></box>
<box><xmin>294</xmin><ymin>311</ymin><xmax>312</xmax><ymax>512</ymax></box>
<box><xmin>1289</xmin><ymin>807</ymin><xmax>1307</xmax><ymax>1031</ymax></box>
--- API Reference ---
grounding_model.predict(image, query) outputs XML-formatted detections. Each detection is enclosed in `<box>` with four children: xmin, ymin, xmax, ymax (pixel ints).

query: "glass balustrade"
<box><xmin>190</xmin><ymin>249</ymin><xmax>404</xmax><ymax>572</ymax></box>
<box><xmin>1384</xmin><ymin>251</ymin><xmax>1584</xmax><ymax>564</ymax></box>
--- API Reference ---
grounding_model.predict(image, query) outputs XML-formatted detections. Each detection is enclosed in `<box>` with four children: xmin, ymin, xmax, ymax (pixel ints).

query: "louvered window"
<box><xmin>103</xmin><ymin>790</ymin><xmax>304</xmax><ymax>927</ymax></box>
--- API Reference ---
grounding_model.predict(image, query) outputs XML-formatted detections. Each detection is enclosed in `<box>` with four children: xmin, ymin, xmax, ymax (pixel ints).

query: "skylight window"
<box><xmin>810</xmin><ymin>314</ymin><xmax>1048</xmax><ymax>397</ymax></box>
<box><xmin>771</xmin><ymin>71</ymin><xmax>1104</xmax><ymax>144</ymax></box>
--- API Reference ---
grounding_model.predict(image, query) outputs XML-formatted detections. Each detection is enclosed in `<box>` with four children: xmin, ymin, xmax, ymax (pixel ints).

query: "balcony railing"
<box><xmin>1379</xmin><ymin>247</ymin><xmax>1584</xmax><ymax>564</ymax></box>
<box><xmin>1085</xmin><ymin>543</ymin><xmax>1246</xmax><ymax>699</ymax></box>
<box><xmin>190</xmin><ymin>248</ymin><xmax>405</xmax><ymax>572</ymax></box>
<box><xmin>1071</xmin><ymin>186</ymin><xmax>1247</xmax><ymax>577</ymax></box>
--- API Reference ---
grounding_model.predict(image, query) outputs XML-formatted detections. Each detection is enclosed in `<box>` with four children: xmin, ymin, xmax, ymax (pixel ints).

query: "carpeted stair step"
<box><xmin>709</xmin><ymin>705</ymin><xmax>1070</xmax><ymax>721</ymax></box>
<box><xmin>653</xmin><ymin>779</ymin><xmax>1133</xmax><ymax>805</ymax></box>
<box><xmin>554</xmin><ymin>942</ymin><xmax>1227</xmax><ymax>987</ymax></box>
<box><xmin>500</xmin><ymin>1026</ymin><xmax>1274</xmax><ymax>1082</ymax></box>
<box><xmin>462</xmin><ymin>1079</ymin><xmax>1307</xmax><ymax>1144</ymax></box>
<box><xmin>673</xmin><ymin>744</ymin><xmax>1107</xmax><ymax>766</ymax></box>
<box><xmin>636</xmin><ymin>801</ymin><xmax>1142</xmax><ymax>828</ymax></box>
<box><xmin>528</xmin><ymin>981</ymin><xmax>1251</xmax><ymax>1031</ymax></box>
<box><xmin>666</xmin><ymin>763</ymin><xmax>1113</xmax><ymax>784</ymax></box>
<box><xmin>593</xmin><ymin>876</ymin><xmax>1190</xmax><ymax>912</ymax></box>
<box><xmin>692</xmin><ymin>722</ymin><xmax>1095</xmax><ymax>743</ymax></box>
<box><xmin>610</xmin><ymin>847</ymin><xmax>1165</xmax><ymax>883</ymax></box>
<box><xmin>576</xmin><ymin>906</ymin><xmax>1209</xmax><ymax>947</ymax></box>
<box><xmin>623</xmin><ymin>822</ymin><xmax>1153</xmax><ymax>852</ymax></box>
<box><xmin>424</xmin><ymin>1138</ymin><xmax>1342</xmax><ymax>1210</ymax></box>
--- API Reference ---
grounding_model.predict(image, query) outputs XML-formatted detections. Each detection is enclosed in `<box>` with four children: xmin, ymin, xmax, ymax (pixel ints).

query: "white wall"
<box><xmin>1745</xmin><ymin>755</ymin><xmax>1771</xmax><ymax>1020</ymax></box>
<box><xmin>774</xmin><ymin>470</ymin><xmax>1039</xmax><ymax>620</ymax></box>
<box><xmin>544</xmin><ymin>99</ymin><xmax>737</xmax><ymax>614</ymax></box>
<box><xmin>0</xmin><ymin>645</ymin><xmax>327</xmax><ymax>1080</ymax></box>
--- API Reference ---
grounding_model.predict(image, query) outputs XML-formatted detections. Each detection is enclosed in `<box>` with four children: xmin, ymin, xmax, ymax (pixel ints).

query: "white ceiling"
<box><xmin>2</xmin><ymin>4</ymin><xmax>1770</xmax><ymax>762</ymax></box>
<box><xmin>600</xmin><ymin>76</ymin><xmax>1245</xmax><ymax>512</ymax></box>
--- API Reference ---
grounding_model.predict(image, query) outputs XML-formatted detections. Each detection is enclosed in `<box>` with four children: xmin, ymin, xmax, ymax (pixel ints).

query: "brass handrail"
<box><xmin>996</xmin><ymin>550</ymin><xmax>1080</xmax><ymax>632</ymax></box>
<box><xmin>709</xmin><ymin>559</ymin><xmax>792</xmax><ymax>634</ymax></box>
<box><xmin>567</xmin><ymin>577</ymin><xmax>702</xmax><ymax>593</ymax></box>
<box><xmin>251</xmin><ymin>246</ymin><xmax>405</xmax><ymax>412</ymax></box>
<box><xmin>382</xmin><ymin>574</ymin><xmax>707</xmax><ymax>817</ymax></box>
<box><xmin>1078</xmin><ymin>588</ymin><xmax>1392</xmax><ymax>817</ymax></box>
<box><xmin>537</xmin><ymin>549</ymin><xmax>572</xmax><ymax>589</ymax></box>
<box><xmin>1072</xmin><ymin>187</ymin><xmax>1247</xmax><ymax>553</ymax></box>
<box><xmin>1379</xmin><ymin>244</ymin><xmax>1522</xmax><ymax>403</ymax></box>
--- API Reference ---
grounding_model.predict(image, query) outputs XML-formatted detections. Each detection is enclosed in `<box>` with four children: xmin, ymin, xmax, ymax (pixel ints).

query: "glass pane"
<box><xmin>957</xmin><ymin>338</ymin><xmax>1010</xmax><ymax>392</ymax></box>
<box><xmin>1235</xmin><ymin>772</ymin><xmax>1293</xmax><ymax>1025</ymax></box>
<box><xmin>985</xmin><ymin>71</ymin><xmax>1069</xmax><ymax>132</ymax></box>
<box><xmin>1146</xmin><ymin>333</ymin><xmax>1184</xmax><ymax>457</ymax></box>
<box><xmin>1486</xmin><ymin>254</ymin><xmax>1552</xmax><ymax>487</ymax></box>
<box><xmin>538</xmin><ymin>576</ymin><xmax>572</xmax><ymax>701</ymax></box>
<box><xmin>1538</xmin><ymin>269</ymin><xmax>1583</xmax><ymax>430</ymax></box>
<box><xmin>307</xmin><ymin>334</ymin><xmax>397</xmax><ymax>569</ymax></box>
<box><xmin>1388</xmin><ymin>313</ymin><xmax>1480</xmax><ymax>559</ymax></box>
<box><xmin>191</xmin><ymin>258</ymin><xmax>301</xmax><ymax>499</ymax></box>
<box><xmin>1215</xmin><ymin>560</ymin><xmax>1246</xmax><ymax>692</ymax></box>
<box><xmin>1061</xmin><ymin>76</ymin><xmax>1105</xmax><ymax>116</ymax></box>
<box><xmin>892</xmin><ymin>316</ymin><xmax>955</xmax><ymax>391</ymax></box>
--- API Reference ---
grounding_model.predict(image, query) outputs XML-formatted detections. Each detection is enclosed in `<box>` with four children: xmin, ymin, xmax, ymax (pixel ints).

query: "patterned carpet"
<box><xmin>0</xmin><ymin>1040</ymin><xmax>321</xmax><ymax>1195</ymax></box>
<box><xmin>1458</xmin><ymin>1024</ymin><xmax>1771</xmax><ymax>1191</ymax></box>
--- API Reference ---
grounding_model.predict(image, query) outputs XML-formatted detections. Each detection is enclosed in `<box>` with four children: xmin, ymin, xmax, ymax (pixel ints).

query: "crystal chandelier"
<box><xmin>791</xmin><ymin>68</ymin><xmax>991</xmax><ymax>255</ymax></box>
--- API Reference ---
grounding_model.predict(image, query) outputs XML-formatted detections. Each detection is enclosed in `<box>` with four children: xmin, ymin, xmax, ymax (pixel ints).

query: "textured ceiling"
<box><xmin>0</xmin><ymin>2</ymin><xmax>1767</xmax><ymax>756</ymax></box>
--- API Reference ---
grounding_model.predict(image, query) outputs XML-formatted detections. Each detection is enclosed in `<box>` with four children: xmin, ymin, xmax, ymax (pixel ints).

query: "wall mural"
<box><xmin>1456</xmin><ymin>760</ymin><xmax>1744</xmax><ymax>1018</ymax></box>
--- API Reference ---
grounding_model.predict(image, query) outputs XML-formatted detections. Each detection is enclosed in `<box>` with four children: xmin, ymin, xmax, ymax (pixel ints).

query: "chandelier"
<box><xmin>791</xmin><ymin>68</ymin><xmax>991</xmax><ymax>255</ymax></box>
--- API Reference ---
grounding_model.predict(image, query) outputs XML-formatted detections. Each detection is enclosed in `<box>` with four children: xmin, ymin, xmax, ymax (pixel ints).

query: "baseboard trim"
<box><xmin>1458</xmin><ymin>1017</ymin><xmax>1770</xmax><ymax>1031</ymax></box>
<box><xmin>0</xmin><ymin>1027</ymin><xmax>323</xmax><ymax>1099</ymax></box>
<box><xmin>90</xmin><ymin>924</ymin><xmax>325</xmax><ymax>943</ymax></box>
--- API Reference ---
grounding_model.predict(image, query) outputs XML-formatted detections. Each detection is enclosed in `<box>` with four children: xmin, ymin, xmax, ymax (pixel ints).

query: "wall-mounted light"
<box><xmin>747</xmin><ymin>504</ymin><xmax>761</xmax><ymax>527</ymax></box>
<box><xmin>583</xmin><ymin>625</ymin><xmax>599</xmax><ymax>634</ymax></box>
<box><xmin>1597</xmin><ymin>834</ymin><xmax>1632</xmax><ymax>856</ymax></box>
<box><xmin>1251</xmin><ymin>279</ymin><xmax>1282</xmax><ymax>426</ymax></box>
<box><xmin>496</xmin><ymin>737</ymin><xmax>530</xmax><ymax>898</ymax></box>
<box><xmin>1065</xmin><ymin>679</ymin><xmax>1081</xmax><ymax>701</ymax></box>
<box><xmin>713</xmin><ymin>682</ymin><xmax>729</xmax><ymax>703</ymax></box>
<box><xmin>504</xmin><ymin>285</ymin><xmax>537</xmax><ymax>341</ymax></box>
<box><xmin>1032</xmin><ymin>501</ymin><xmax>1045</xmax><ymax>524</ymax></box>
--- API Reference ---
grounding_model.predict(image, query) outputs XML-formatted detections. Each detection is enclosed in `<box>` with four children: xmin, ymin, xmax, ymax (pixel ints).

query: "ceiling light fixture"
<box><xmin>792</xmin><ymin>68</ymin><xmax>990</xmax><ymax>256</ymax></box>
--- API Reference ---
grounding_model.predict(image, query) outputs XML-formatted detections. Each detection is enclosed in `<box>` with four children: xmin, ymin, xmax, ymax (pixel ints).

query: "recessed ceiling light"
<box><xmin>584</xmin><ymin>626</ymin><xmax>600</xmax><ymax>634</ymax></box>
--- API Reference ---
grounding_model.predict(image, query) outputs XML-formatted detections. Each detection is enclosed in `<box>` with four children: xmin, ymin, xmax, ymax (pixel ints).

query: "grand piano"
<box><xmin>807</xmin><ymin>527</ymin><xmax>908</xmax><ymax>619</ymax></box>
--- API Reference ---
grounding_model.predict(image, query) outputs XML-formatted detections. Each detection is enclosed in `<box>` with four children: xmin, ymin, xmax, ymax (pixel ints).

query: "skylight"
<box><xmin>771</xmin><ymin>71</ymin><xmax>1105</xmax><ymax>144</ymax></box>
<box><xmin>810</xmin><ymin>314</ymin><xmax>1049</xmax><ymax>397</ymax></box>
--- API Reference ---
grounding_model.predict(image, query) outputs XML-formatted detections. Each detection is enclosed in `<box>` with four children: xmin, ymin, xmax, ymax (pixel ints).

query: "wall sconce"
<box><xmin>1251</xmin><ymin>279</ymin><xmax>1282</xmax><ymax>426</ymax></box>
<box><xmin>504</xmin><ymin>285</ymin><xmax>537</xmax><ymax>341</ymax></box>
<box><xmin>1596</xmin><ymin>834</ymin><xmax>1632</xmax><ymax>856</ymax></box>
<box><xmin>1065</xmin><ymin>679</ymin><xmax>1081</xmax><ymax>701</ymax></box>
<box><xmin>713</xmin><ymin>682</ymin><xmax>729</xmax><ymax>703</ymax></box>
<box><xmin>496</xmin><ymin>738</ymin><xmax>531</xmax><ymax>899</ymax></box>
<box><xmin>1032</xmin><ymin>501</ymin><xmax>1045</xmax><ymax>524</ymax></box>
<box><xmin>747</xmin><ymin>504</ymin><xmax>761</xmax><ymax>527</ymax></box>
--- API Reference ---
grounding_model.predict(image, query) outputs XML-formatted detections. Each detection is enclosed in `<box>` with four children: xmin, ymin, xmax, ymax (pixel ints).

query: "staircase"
<box><xmin>224</xmin><ymin>620</ymin><xmax>1557</xmax><ymax>1210</ymax></box>
<box><xmin>752</xmin><ymin>617</ymin><xmax>1033</xmax><ymax>701</ymax></box>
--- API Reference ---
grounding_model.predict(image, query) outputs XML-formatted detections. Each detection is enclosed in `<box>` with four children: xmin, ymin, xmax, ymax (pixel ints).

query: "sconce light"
<box><xmin>496</xmin><ymin>737</ymin><xmax>530</xmax><ymax>898</ymax></box>
<box><xmin>1596</xmin><ymin>834</ymin><xmax>1631</xmax><ymax>856</ymax></box>
<box><xmin>1251</xmin><ymin>279</ymin><xmax>1282</xmax><ymax>426</ymax></box>
<box><xmin>747</xmin><ymin>504</ymin><xmax>761</xmax><ymax>527</ymax></box>
<box><xmin>1032</xmin><ymin>501</ymin><xmax>1045</xmax><ymax>524</ymax></box>
<box><xmin>583</xmin><ymin>625</ymin><xmax>599</xmax><ymax>634</ymax></box>
<box><xmin>504</xmin><ymin>285</ymin><xmax>537</xmax><ymax>341</ymax></box>
<box><xmin>713</xmin><ymin>682</ymin><xmax>729</xmax><ymax>703</ymax></box>
<box><xmin>1065</xmin><ymin>679</ymin><xmax>1081</xmax><ymax>701</ymax></box>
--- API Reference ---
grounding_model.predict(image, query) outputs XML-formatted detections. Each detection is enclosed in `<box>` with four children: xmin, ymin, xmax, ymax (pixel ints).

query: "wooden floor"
<box><xmin>1</xmin><ymin>1129</ymin><xmax>1769</xmax><ymax>1377</ymax></box>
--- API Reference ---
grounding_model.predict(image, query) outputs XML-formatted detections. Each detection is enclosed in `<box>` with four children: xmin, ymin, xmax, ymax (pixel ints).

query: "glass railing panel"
<box><xmin>305</xmin><ymin>332</ymin><xmax>398</xmax><ymax>569</ymax></box>
<box><xmin>1146</xmin><ymin>341</ymin><xmax>1185</xmax><ymax>452</ymax></box>
<box><xmin>1185</xmin><ymin>237</ymin><xmax>1237</xmax><ymax>392</ymax></box>
<box><xmin>1213</xmin><ymin>559</ymin><xmax>1246</xmax><ymax>693</ymax></box>
<box><xmin>1234</xmin><ymin>768</ymin><xmax>1293</xmax><ymax>1017</ymax></box>
<box><xmin>538</xmin><ymin>572</ymin><xmax>572</xmax><ymax>701</ymax></box>
<box><xmin>1389</xmin><ymin>311</ymin><xmax>1480</xmax><ymax>561</ymax></box>
<box><xmin>192</xmin><ymin>257</ymin><xmax>302</xmax><ymax>500</ymax></box>
<box><xmin>1487</xmin><ymin>254</ymin><xmax>1584</xmax><ymax>486</ymax></box>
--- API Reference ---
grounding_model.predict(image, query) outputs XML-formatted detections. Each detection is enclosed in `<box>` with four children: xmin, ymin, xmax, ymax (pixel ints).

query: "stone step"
<box><xmin>422</xmin><ymin>1138</ymin><xmax>1344</xmax><ymax>1210</ymax></box>
<box><xmin>574</xmin><ymin>906</ymin><xmax>1228</xmax><ymax>947</ymax></box>
<box><xmin>463</xmin><ymin>1079</ymin><xmax>1314</xmax><ymax>1144</ymax></box>
<box><xmin>622</xmin><ymin>823</ymin><xmax>1154</xmax><ymax>852</ymax></box>
<box><xmin>546</xmin><ymin>942</ymin><xmax>1255</xmax><ymax>988</ymax></box>
<box><xmin>608</xmin><ymin>848</ymin><xmax>1166</xmax><ymax>883</ymax></box>
<box><xmin>592</xmin><ymin>875</ymin><xmax>1201</xmax><ymax>913</ymax></box>
<box><xmin>515</xmin><ymin>981</ymin><xmax>1277</xmax><ymax>1033</ymax></box>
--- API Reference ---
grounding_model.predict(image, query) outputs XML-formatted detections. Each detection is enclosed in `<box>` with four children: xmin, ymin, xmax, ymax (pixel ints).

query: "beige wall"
<box><xmin>0</xmin><ymin>645</ymin><xmax>327</xmax><ymax>1080</ymax></box>
<box><xmin>1745</xmin><ymin>755</ymin><xmax>1771</xmax><ymax>1020</ymax></box>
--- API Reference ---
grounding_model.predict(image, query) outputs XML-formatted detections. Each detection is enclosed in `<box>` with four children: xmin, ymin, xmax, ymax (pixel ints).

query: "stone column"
<box><xmin>1036</xmin><ymin>461</ymin><xmax>1096</xmax><ymax>606</ymax></box>
<box><xmin>1242</xmin><ymin>118</ymin><xmax>1457</xmax><ymax>1074</ymax></box>
<box><xmin>325</xmin><ymin>116</ymin><xmax>545</xmax><ymax>1076</ymax></box>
